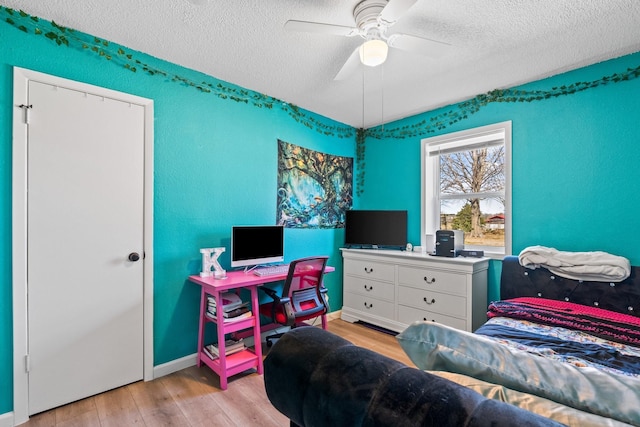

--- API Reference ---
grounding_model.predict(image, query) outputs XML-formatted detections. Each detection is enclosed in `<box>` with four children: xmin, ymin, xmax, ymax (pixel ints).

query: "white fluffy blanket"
<box><xmin>518</xmin><ymin>245</ymin><xmax>631</xmax><ymax>282</ymax></box>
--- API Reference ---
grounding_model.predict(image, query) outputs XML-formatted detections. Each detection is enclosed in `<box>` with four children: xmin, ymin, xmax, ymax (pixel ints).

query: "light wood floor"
<box><xmin>21</xmin><ymin>319</ymin><xmax>414</xmax><ymax>427</ymax></box>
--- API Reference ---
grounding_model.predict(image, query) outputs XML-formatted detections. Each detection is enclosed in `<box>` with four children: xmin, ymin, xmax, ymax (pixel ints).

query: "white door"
<box><xmin>26</xmin><ymin>80</ymin><xmax>145</xmax><ymax>414</ymax></box>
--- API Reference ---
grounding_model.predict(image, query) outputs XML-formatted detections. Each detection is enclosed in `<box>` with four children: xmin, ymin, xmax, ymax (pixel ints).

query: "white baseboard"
<box><xmin>152</xmin><ymin>353</ymin><xmax>197</xmax><ymax>379</ymax></box>
<box><xmin>0</xmin><ymin>411</ymin><xmax>14</xmax><ymax>427</ymax></box>
<box><xmin>327</xmin><ymin>310</ymin><xmax>342</xmax><ymax>321</ymax></box>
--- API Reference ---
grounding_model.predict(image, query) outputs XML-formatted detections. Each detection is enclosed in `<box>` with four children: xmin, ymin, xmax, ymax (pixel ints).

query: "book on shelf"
<box><xmin>203</xmin><ymin>346</ymin><xmax>245</xmax><ymax>360</ymax></box>
<box><xmin>206</xmin><ymin>309</ymin><xmax>252</xmax><ymax>322</ymax></box>
<box><xmin>207</xmin><ymin>292</ymin><xmax>247</xmax><ymax>313</ymax></box>
<box><xmin>207</xmin><ymin>303</ymin><xmax>250</xmax><ymax>316</ymax></box>
<box><xmin>203</xmin><ymin>338</ymin><xmax>246</xmax><ymax>359</ymax></box>
<box><xmin>223</xmin><ymin>306</ymin><xmax>251</xmax><ymax>317</ymax></box>
<box><xmin>207</xmin><ymin>304</ymin><xmax>250</xmax><ymax>318</ymax></box>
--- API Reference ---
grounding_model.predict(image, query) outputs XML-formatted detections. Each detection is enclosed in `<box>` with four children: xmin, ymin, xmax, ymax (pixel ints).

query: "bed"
<box><xmin>397</xmin><ymin>255</ymin><xmax>640</xmax><ymax>427</ymax></box>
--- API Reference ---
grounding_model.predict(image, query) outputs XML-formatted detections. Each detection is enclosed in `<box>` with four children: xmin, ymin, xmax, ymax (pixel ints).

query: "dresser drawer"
<box><xmin>343</xmin><ymin>291</ymin><xmax>395</xmax><ymax>320</ymax></box>
<box><xmin>344</xmin><ymin>276</ymin><xmax>395</xmax><ymax>301</ymax></box>
<box><xmin>398</xmin><ymin>266</ymin><xmax>467</xmax><ymax>296</ymax></box>
<box><xmin>398</xmin><ymin>286</ymin><xmax>466</xmax><ymax>318</ymax></box>
<box><xmin>344</xmin><ymin>259</ymin><xmax>395</xmax><ymax>282</ymax></box>
<box><xmin>398</xmin><ymin>305</ymin><xmax>467</xmax><ymax>330</ymax></box>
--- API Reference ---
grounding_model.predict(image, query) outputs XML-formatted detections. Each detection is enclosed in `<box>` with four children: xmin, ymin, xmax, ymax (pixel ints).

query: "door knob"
<box><xmin>128</xmin><ymin>252</ymin><xmax>140</xmax><ymax>262</ymax></box>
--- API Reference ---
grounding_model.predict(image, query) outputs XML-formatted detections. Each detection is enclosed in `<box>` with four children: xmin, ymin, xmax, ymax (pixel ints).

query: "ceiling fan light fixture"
<box><xmin>359</xmin><ymin>39</ymin><xmax>388</xmax><ymax>67</ymax></box>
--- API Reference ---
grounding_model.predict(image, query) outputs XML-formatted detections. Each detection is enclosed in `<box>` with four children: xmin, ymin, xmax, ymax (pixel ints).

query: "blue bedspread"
<box><xmin>476</xmin><ymin>318</ymin><xmax>640</xmax><ymax>377</ymax></box>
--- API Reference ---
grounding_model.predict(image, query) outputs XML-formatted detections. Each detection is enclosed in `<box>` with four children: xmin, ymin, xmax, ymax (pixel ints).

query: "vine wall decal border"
<box><xmin>1</xmin><ymin>7</ymin><xmax>354</xmax><ymax>140</ymax></box>
<box><xmin>356</xmin><ymin>63</ymin><xmax>640</xmax><ymax>194</ymax></box>
<box><xmin>3</xmin><ymin>6</ymin><xmax>639</xmax><ymax>197</ymax></box>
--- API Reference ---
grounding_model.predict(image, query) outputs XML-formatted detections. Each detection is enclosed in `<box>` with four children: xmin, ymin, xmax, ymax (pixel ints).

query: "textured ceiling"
<box><xmin>4</xmin><ymin>0</ymin><xmax>640</xmax><ymax>128</ymax></box>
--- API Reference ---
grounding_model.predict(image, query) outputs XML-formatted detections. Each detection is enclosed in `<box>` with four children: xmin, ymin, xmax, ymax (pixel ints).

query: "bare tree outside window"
<box><xmin>439</xmin><ymin>145</ymin><xmax>505</xmax><ymax>241</ymax></box>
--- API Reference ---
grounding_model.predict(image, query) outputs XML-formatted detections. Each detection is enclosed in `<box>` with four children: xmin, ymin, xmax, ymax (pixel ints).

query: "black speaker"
<box><xmin>435</xmin><ymin>230</ymin><xmax>463</xmax><ymax>257</ymax></box>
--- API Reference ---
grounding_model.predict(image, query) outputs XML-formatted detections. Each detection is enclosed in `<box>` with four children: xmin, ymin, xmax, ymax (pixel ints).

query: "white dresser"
<box><xmin>341</xmin><ymin>249</ymin><xmax>489</xmax><ymax>333</ymax></box>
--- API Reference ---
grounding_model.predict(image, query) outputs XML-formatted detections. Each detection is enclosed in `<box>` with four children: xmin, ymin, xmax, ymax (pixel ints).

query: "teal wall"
<box><xmin>361</xmin><ymin>52</ymin><xmax>640</xmax><ymax>301</ymax></box>
<box><xmin>2</xmin><ymin>5</ymin><xmax>640</xmax><ymax>419</ymax></box>
<box><xmin>0</xmin><ymin>11</ymin><xmax>354</xmax><ymax>414</ymax></box>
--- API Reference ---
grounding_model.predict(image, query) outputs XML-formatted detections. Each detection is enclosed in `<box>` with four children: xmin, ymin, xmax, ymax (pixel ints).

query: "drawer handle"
<box><xmin>364</xmin><ymin>302</ymin><xmax>373</xmax><ymax>309</ymax></box>
<box><xmin>364</xmin><ymin>284</ymin><xmax>373</xmax><ymax>291</ymax></box>
<box><xmin>423</xmin><ymin>297</ymin><xmax>436</xmax><ymax>305</ymax></box>
<box><xmin>423</xmin><ymin>276</ymin><xmax>436</xmax><ymax>284</ymax></box>
<box><xmin>364</xmin><ymin>267</ymin><xmax>374</xmax><ymax>274</ymax></box>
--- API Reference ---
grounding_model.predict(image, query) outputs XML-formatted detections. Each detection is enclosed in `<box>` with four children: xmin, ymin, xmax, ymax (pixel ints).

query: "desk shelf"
<box><xmin>199</xmin><ymin>347</ymin><xmax>260</xmax><ymax>379</ymax></box>
<box><xmin>204</xmin><ymin>312</ymin><xmax>256</xmax><ymax>334</ymax></box>
<box><xmin>189</xmin><ymin>272</ymin><xmax>267</xmax><ymax>390</ymax></box>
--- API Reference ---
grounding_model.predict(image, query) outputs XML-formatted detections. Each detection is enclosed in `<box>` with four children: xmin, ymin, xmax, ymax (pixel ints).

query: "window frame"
<box><xmin>421</xmin><ymin>121</ymin><xmax>512</xmax><ymax>259</ymax></box>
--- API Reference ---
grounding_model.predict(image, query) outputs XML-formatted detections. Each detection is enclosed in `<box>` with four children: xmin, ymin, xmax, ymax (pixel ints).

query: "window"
<box><xmin>421</xmin><ymin>121</ymin><xmax>511</xmax><ymax>257</ymax></box>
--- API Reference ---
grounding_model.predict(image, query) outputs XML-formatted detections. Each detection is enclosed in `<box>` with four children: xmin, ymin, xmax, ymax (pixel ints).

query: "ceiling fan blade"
<box><xmin>334</xmin><ymin>47</ymin><xmax>362</xmax><ymax>81</ymax></box>
<box><xmin>379</xmin><ymin>0</ymin><xmax>418</xmax><ymax>25</ymax></box>
<box><xmin>387</xmin><ymin>33</ymin><xmax>451</xmax><ymax>58</ymax></box>
<box><xmin>284</xmin><ymin>20</ymin><xmax>359</xmax><ymax>37</ymax></box>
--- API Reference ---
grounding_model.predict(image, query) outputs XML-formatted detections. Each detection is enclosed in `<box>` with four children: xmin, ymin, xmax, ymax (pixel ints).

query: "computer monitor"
<box><xmin>231</xmin><ymin>225</ymin><xmax>285</xmax><ymax>268</ymax></box>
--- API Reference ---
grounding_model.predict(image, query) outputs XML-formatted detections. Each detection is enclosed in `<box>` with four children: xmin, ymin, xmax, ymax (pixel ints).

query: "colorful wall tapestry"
<box><xmin>277</xmin><ymin>139</ymin><xmax>353</xmax><ymax>229</ymax></box>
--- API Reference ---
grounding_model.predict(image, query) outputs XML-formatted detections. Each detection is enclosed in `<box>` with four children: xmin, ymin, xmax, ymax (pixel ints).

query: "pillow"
<box><xmin>430</xmin><ymin>371</ymin><xmax>633</xmax><ymax>427</ymax></box>
<box><xmin>397</xmin><ymin>321</ymin><xmax>640</xmax><ymax>426</ymax></box>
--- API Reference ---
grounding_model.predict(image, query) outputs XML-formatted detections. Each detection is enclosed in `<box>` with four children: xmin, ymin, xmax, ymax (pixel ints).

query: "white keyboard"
<box><xmin>253</xmin><ymin>264</ymin><xmax>290</xmax><ymax>277</ymax></box>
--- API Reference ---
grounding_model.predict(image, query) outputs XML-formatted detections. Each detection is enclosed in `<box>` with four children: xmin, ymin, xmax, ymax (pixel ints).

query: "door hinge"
<box><xmin>25</xmin><ymin>354</ymin><xmax>30</xmax><ymax>373</ymax></box>
<box><xmin>19</xmin><ymin>104</ymin><xmax>33</xmax><ymax>124</ymax></box>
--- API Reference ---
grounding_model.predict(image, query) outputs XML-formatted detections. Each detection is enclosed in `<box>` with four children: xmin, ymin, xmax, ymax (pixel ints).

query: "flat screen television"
<box><xmin>344</xmin><ymin>210</ymin><xmax>408</xmax><ymax>249</ymax></box>
<box><xmin>231</xmin><ymin>225</ymin><xmax>285</xmax><ymax>268</ymax></box>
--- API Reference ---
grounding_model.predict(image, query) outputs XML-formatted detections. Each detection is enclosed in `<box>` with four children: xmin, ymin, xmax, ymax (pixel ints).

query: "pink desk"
<box><xmin>188</xmin><ymin>267</ymin><xmax>334</xmax><ymax>389</ymax></box>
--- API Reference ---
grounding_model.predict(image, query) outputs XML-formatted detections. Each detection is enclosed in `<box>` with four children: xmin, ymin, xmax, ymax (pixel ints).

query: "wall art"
<box><xmin>277</xmin><ymin>139</ymin><xmax>353</xmax><ymax>228</ymax></box>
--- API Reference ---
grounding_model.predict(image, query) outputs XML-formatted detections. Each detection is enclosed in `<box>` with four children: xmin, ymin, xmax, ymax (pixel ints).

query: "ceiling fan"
<box><xmin>284</xmin><ymin>0</ymin><xmax>452</xmax><ymax>80</ymax></box>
